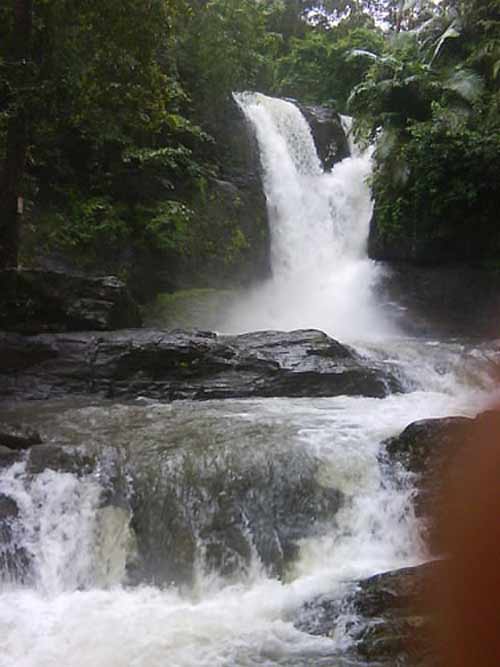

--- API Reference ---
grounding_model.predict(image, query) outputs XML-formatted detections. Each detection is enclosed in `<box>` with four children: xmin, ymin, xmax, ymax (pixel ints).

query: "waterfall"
<box><xmin>0</xmin><ymin>461</ymin><xmax>132</xmax><ymax>594</ymax></box>
<box><xmin>221</xmin><ymin>92</ymin><xmax>393</xmax><ymax>342</ymax></box>
<box><xmin>0</xmin><ymin>92</ymin><xmax>493</xmax><ymax>667</ymax></box>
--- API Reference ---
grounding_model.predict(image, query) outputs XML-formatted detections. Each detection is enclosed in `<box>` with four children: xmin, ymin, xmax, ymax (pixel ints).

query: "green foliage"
<box><xmin>37</xmin><ymin>192</ymin><xmax>129</xmax><ymax>250</ymax></box>
<box><xmin>178</xmin><ymin>0</ymin><xmax>281</xmax><ymax>121</ymax></box>
<box><xmin>143</xmin><ymin>288</ymin><xmax>235</xmax><ymax>330</ymax></box>
<box><xmin>372</xmin><ymin>100</ymin><xmax>500</xmax><ymax>255</ymax></box>
<box><xmin>2</xmin><ymin>0</ymin><xmax>499</xmax><ymax>272</ymax></box>
<box><xmin>277</xmin><ymin>25</ymin><xmax>384</xmax><ymax>108</ymax></box>
<box><xmin>0</xmin><ymin>0</ymin><xmax>210</xmax><ymax>259</ymax></box>
<box><xmin>349</xmin><ymin>0</ymin><xmax>500</xmax><ymax>259</ymax></box>
<box><xmin>141</xmin><ymin>200</ymin><xmax>194</xmax><ymax>254</ymax></box>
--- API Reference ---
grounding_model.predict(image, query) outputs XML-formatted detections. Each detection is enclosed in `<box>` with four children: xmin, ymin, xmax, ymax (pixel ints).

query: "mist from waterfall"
<box><xmin>220</xmin><ymin>92</ymin><xmax>395</xmax><ymax>342</ymax></box>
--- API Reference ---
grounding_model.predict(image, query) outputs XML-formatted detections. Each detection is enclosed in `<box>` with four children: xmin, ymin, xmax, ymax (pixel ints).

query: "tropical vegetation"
<box><xmin>1</xmin><ymin>0</ymin><xmax>499</xmax><ymax>275</ymax></box>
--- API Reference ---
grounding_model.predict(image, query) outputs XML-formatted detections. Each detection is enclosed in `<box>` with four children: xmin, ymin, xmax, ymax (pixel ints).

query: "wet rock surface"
<box><xmin>298</xmin><ymin>103</ymin><xmax>350</xmax><ymax>170</ymax></box>
<box><xmin>351</xmin><ymin>562</ymin><xmax>441</xmax><ymax>665</ymax></box>
<box><xmin>0</xmin><ymin>269</ymin><xmax>142</xmax><ymax>334</ymax></box>
<box><xmin>375</xmin><ymin>264</ymin><xmax>500</xmax><ymax>338</ymax></box>
<box><xmin>0</xmin><ymin>493</ymin><xmax>26</xmax><ymax>582</ymax></box>
<box><xmin>0</xmin><ymin>423</ymin><xmax>42</xmax><ymax>450</ymax></box>
<box><xmin>383</xmin><ymin>410</ymin><xmax>500</xmax><ymax>551</ymax></box>
<box><xmin>0</xmin><ymin>493</ymin><xmax>18</xmax><ymax>520</ymax></box>
<box><xmin>0</xmin><ymin>399</ymin><xmax>344</xmax><ymax>588</ymax></box>
<box><xmin>385</xmin><ymin>417</ymin><xmax>469</xmax><ymax>472</ymax></box>
<box><xmin>26</xmin><ymin>444</ymin><xmax>96</xmax><ymax>476</ymax></box>
<box><xmin>129</xmin><ymin>438</ymin><xmax>343</xmax><ymax>586</ymax></box>
<box><xmin>0</xmin><ymin>328</ymin><xmax>401</xmax><ymax>402</ymax></box>
<box><xmin>0</xmin><ymin>446</ymin><xmax>21</xmax><ymax>468</ymax></box>
<box><xmin>298</xmin><ymin>561</ymin><xmax>442</xmax><ymax>667</ymax></box>
<box><xmin>383</xmin><ymin>416</ymin><xmax>470</xmax><ymax>552</ymax></box>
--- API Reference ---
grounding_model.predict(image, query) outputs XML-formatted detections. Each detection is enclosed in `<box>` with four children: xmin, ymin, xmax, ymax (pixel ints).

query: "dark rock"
<box><xmin>298</xmin><ymin>103</ymin><xmax>350</xmax><ymax>170</ymax></box>
<box><xmin>383</xmin><ymin>412</ymin><xmax>500</xmax><ymax>551</ymax></box>
<box><xmin>297</xmin><ymin>561</ymin><xmax>442</xmax><ymax>667</ymax></box>
<box><xmin>0</xmin><ymin>445</ymin><xmax>21</xmax><ymax>467</ymax></box>
<box><xmin>0</xmin><ymin>328</ymin><xmax>401</xmax><ymax>402</ymax></box>
<box><xmin>384</xmin><ymin>417</ymin><xmax>471</xmax><ymax>548</ymax></box>
<box><xmin>368</xmin><ymin>221</ymin><xmax>449</xmax><ymax>265</ymax></box>
<box><xmin>352</xmin><ymin>562</ymin><xmax>442</xmax><ymax>666</ymax></box>
<box><xmin>127</xmin><ymin>430</ymin><xmax>343</xmax><ymax>586</ymax></box>
<box><xmin>375</xmin><ymin>264</ymin><xmax>500</xmax><ymax>338</ymax></box>
<box><xmin>0</xmin><ymin>493</ymin><xmax>29</xmax><ymax>583</ymax></box>
<box><xmin>385</xmin><ymin>417</ymin><xmax>471</xmax><ymax>478</ymax></box>
<box><xmin>0</xmin><ymin>269</ymin><xmax>142</xmax><ymax>334</ymax></box>
<box><xmin>0</xmin><ymin>422</ymin><xmax>42</xmax><ymax>450</ymax></box>
<box><xmin>27</xmin><ymin>444</ymin><xmax>95</xmax><ymax>475</ymax></box>
<box><xmin>185</xmin><ymin>95</ymin><xmax>270</xmax><ymax>287</ymax></box>
<box><xmin>186</xmin><ymin>175</ymin><xmax>270</xmax><ymax>287</ymax></box>
<box><xmin>0</xmin><ymin>494</ymin><xmax>18</xmax><ymax>520</ymax></box>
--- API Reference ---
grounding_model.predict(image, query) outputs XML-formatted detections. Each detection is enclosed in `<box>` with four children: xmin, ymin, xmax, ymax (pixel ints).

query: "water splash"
<box><xmin>0</xmin><ymin>461</ymin><xmax>132</xmax><ymax>595</ymax></box>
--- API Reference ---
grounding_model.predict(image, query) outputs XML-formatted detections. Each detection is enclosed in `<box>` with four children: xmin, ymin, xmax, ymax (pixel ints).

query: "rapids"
<box><xmin>0</xmin><ymin>93</ymin><xmax>497</xmax><ymax>666</ymax></box>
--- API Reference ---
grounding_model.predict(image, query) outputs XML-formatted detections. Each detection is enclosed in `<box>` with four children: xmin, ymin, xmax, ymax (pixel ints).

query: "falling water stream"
<box><xmin>221</xmin><ymin>93</ymin><xmax>392</xmax><ymax>340</ymax></box>
<box><xmin>0</xmin><ymin>93</ymin><xmax>497</xmax><ymax>666</ymax></box>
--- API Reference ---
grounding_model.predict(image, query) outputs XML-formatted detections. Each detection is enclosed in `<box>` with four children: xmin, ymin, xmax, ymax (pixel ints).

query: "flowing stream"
<box><xmin>0</xmin><ymin>93</ymin><xmax>497</xmax><ymax>667</ymax></box>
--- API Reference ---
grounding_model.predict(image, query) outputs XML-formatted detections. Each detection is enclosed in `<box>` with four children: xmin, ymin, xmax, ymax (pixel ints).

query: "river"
<box><xmin>0</xmin><ymin>93</ymin><xmax>497</xmax><ymax>667</ymax></box>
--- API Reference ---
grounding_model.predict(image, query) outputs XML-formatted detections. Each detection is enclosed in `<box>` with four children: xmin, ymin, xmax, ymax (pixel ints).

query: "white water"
<box><xmin>0</xmin><ymin>93</ymin><xmax>496</xmax><ymax>666</ymax></box>
<box><xmin>221</xmin><ymin>92</ymin><xmax>394</xmax><ymax>342</ymax></box>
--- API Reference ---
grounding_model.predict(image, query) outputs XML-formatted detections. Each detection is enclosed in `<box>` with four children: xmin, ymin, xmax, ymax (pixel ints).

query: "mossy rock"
<box><xmin>142</xmin><ymin>288</ymin><xmax>236</xmax><ymax>330</ymax></box>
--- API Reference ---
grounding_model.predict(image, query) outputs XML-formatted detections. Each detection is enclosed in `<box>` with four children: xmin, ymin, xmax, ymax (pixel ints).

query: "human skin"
<box><xmin>435</xmin><ymin>412</ymin><xmax>500</xmax><ymax>667</ymax></box>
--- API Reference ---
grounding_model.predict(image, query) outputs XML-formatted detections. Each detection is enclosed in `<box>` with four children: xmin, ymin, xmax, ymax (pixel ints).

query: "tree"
<box><xmin>0</xmin><ymin>0</ymin><xmax>32</xmax><ymax>269</ymax></box>
<box><xmin>349</xmin><ymin>0</ymin><xmax>500</xmax><ymax>259</ymax></box>
<box><xmin>0</xmin><ymin>0</ymin><xmax>206</xmax><ymax>260</ymax></box>
<box><xmin>277</xmin><ymin>22</ymin><xmax>384</xmax><ymax>108</ymax></box>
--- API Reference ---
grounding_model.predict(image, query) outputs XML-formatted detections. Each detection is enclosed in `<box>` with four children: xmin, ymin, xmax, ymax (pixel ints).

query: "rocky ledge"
<box><xmin>382</xmin><ymin>410</ymin><xmax>500</xmax><ymax>551</ymax></box>
<box><xmin>0</xmin><ymin>269</ymin><xmax>142</xmax><ymax>334</ymax></box>
<box><xmin>0</xmin><ymin>328</ymin><xmax>401</xmax><ymax>402</ymax></box>
<box><xmin>298</xmin><ymin>561</ymin><xmax>442</xmax><ymax>667</ymax></box>
<box><xmin>297</xmin><ymin>103</ymin><xmax>350</xmax><ymax>170</ymax></box>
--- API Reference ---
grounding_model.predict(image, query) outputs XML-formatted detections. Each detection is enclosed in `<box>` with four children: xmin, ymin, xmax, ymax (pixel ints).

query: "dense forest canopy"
<box><xmin>0</xmin><ymin>0</ymin><xmax>499</xmax><ymax>272</ymax></box>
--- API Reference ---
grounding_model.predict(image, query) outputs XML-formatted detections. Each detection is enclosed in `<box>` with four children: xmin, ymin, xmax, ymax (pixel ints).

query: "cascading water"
<box><xmin>221</xmin><ymin>92</ymin><xmax>394</xmax><ymax>341</ymax></box>
<box><xmin>0</xmin><ymin>92</ymin><xmax>495</xmax><ymax>667</ymax></box>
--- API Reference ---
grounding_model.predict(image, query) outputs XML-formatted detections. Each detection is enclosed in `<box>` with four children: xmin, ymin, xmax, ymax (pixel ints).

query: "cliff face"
<box><xmin>182</xmin><ymin>96</ymin><xmax>351</xmax><ymax>289</ymax></box>
<box><xmin>297</xmin><ymin>102</ymin><xmax>350</xmax><ymax>170</ymax></box>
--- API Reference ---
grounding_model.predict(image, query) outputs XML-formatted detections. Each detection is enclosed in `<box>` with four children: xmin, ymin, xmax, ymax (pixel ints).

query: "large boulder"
<box><xmin>297</xmin><ymin>103</ymin><xmax>350</xmax><ymax>170</ymax></box>
<box><xmin>385</xmin><ymin>417</ymin><xmax>471</xmax><ymax>481</ymax></box>
<box><xmin>128</xmin><ymin>433</ymin><xmax>342</xmax><ymax>586</ymax></box>
<box><xmin>0</xmin><ymin>269</ymin><xmax>142</xmax><ymax>334</ymax></box>
<box><xmin>297</xmin><ymin>561</ymin><xmax>442</xmax><ymax>667</ymax></box>
<box><xmin>383</xmin><ymin>411</ymin><xmax>500</xmax><ymax>550</ymax></box>
<box><xmin>0</xmin><ymin>446</ymin><xmax>21</xmax><ymax>468</ymax></box>
<box><xmin>185</xmin><ymin>175</ymin><xmax>270</xmax><ymax>287</ymax></box>
<box><xmin>0</xmin><ymin>328</ymin><xmax>401</xmax><ymax>402</ymax></box>
<box><xmin>0</xmin><ymin>423</ymin><xmax>42</xmax><ymax>450</ymax></box>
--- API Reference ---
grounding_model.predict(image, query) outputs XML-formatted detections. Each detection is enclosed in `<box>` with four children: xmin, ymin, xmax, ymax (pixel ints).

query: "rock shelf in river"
<box><xmin>0</xmin><ymin>328</ymin><xmax>401</xmax><ymax>402</ymax></box>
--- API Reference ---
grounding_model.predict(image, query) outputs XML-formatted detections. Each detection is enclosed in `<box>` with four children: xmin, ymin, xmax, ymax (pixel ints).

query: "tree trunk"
<box><xmin>0</xmin><ymin>0</ymin><xmax>33</xmax><ymax>270</ymax></box>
